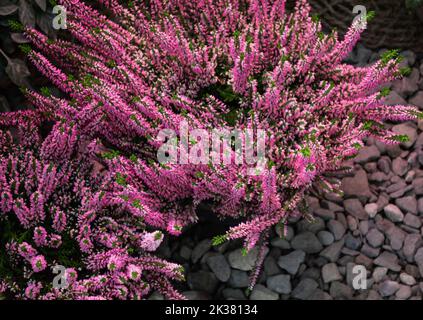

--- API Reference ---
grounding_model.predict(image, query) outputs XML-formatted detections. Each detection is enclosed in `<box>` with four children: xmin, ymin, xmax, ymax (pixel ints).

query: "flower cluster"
<box><xmin>1</xmin><ymin>0</ymin><xmax>420</xmax><ymax>299</ymax></box>
<box><xmin>0</xmin><ymin>130</ymin><xmax>184</xmax><ymax>299</ymax></box>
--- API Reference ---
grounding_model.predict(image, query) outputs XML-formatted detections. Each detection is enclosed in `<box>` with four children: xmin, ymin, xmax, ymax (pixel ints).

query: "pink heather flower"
<box><xmin>18</xmin><ymin>242</ymin><xmax>37</xmax><ymax>259</ymax></box>
<box><xmin>49</xmin><ymin>234</ymin><xmax>62</xmax><ymax>248</ymax></box>
<box><xmin>30</xmin><ymin>255</ymin><xmax>47</xmax><ymax>273</ymax></box>
<box><xmin>0</xmin><ymin>0</ymin><xmax>420</xmax><ymax>299</ymax></box>
<box><xmin>33</xmin><ymin>227</ymin><xmax>48</xmax><ymax>247</ymax></box>
<box><xmin>126</xmin><ymin>264</ymin><xmax>142</xmax><ymax>281</ymax></box>
<box><xmin>166</xmin><ymin>220</ymin><xmax>183</xmax><ymax>236</ymax></box>
<box><xmin>107</xmin><ymin>255</ymin><xmax>125</xmax><ymax>272</ymax></box>
<box><xmin>79</xmin><ymin>238</ymin><xmax>93</xmax><ymax>253</ymax></box>
<box><xmin>139</xmin><ymin>231</ymin><xmax>163</xmax><ymax>252</ymax></box>
<box><xmin>52</xmin><ymin>208</ymin><xmax>67</xmax><ymax>233</ymax></box>
<box><xmin>25</xmin><ymin>282</ymin><xmax>43</xmax><ymax>299</ymax></box>
<box><xmin>65</xmin><ymin>268</ymin><xmax>78</xmax><ymax>284</ymax></box>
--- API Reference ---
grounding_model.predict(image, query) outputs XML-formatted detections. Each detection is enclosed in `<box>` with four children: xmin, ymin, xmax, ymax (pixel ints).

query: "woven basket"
<box><xmin>287</xmin><ymin>0</ymin><xmax>423</xmax><ymax>52</ymax></box>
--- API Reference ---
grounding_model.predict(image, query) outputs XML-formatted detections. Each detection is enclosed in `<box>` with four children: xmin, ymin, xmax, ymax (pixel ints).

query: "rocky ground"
<box><xmin>151</xmin><ymin>45</ymin><xmax>423</xmax><ymax>300</ymax></box>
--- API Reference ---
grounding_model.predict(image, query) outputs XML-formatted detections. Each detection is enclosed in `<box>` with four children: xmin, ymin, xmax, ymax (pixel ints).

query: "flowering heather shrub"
<box><xmin>0</xmin><ymin>0</ymin><xmax>421</xmax><ymax>299</ymax></box>
<box><xmin>0</xmin><ymin>129</ymin><xmax>184</xmax><ymax>299</ymax></box>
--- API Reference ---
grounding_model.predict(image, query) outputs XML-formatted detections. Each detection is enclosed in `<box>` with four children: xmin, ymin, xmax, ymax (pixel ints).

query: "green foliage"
<box><xmin>389</xmin><ymin>134</ymin><xmax>410</xmax><ymax>143</ymax></box>
<box><xmin>300</xmin><ymin>146</ymin><xmax>311</xmax><ymax>158</ymax></box>
<box><xmin>8</xmin><ymin>20</ymin><xmax>24</xmax><ymax>32</ymax></box>
<box><xmin>380</xmin><ymin>49</ymin><xmax>401</xmax><ymax>66</ymax></box>
<box><xmin>40</xmin><ymin>87</ymin><xmax>52</xmax><ymax>97</ymax></box>
<box><xmin>365</xmin><ymin>11</ymin><xmax>376</xmax><ymax>22</ymax></box>
<box><xmin>212</xmin><ymin>234</ymin><xmax>228</xmax><ymax>246</ymax></box>
<box><xmin>115</xmin><ymin>172</ymin><xmax>128</xmax><ymax>186</ymax></box>
<box><xmin>101</xmin><ymin>149</ymin><xmax>121</xmax><ymax>160</ymax></box>
<box><xmin>18</xmin><ymin>44</ymin><xmax>32</xmax><ymax>55</ymax></box>
<box><xmin>378</xmin><ymin>87</ymin><xmax>391</xmax><ymax>99</ymax></box>
<box><xmin>399</xmin><ymin>67</ymin><xmax>412</xmax><ymax>77</ymax></box>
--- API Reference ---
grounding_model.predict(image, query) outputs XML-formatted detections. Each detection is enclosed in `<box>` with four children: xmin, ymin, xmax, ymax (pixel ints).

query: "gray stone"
<box><xmin>392</xmin><ymin>158</ymin><xmax>408</xmax><ymax>176</ymax></box>
<box><xmin>329</xmin><ymin>281</ymin><xmax>353</xmax><ymax>300</ymax></box>
<box><xmin>356</xmin><ymin>44</ymin><xmax>373</xmax><ymax>66</ymax></box>
<box><xmin>401</xmin><ymin>50</ymin><xmax>416</xmax><ymax>66</ymax></box>
<box><xmin>314</xmin><ymin>208</ymin><xmax>335</xmax><ymax>221</ymax></box>
<box><xmin>366</xmin><ymin>228</ymin><xmax>385</xmax><ymax>248</ymax></box>
<box><xmin>414</xmin><ymin>247</ymin><xmax>423</xmax><ymax>277</ymax></box>
<box><xmin>345</xmin><ymin>233</ymin><xmax>361</xmax><ymax>250</ymax></box>
<box><xmin>354</xmin><ymin>146</ymin><xmax>380</xmax><ymax>164</ymax></box>
<box><xmin>418</xmin><ymin>198</ymin><xmax>423</xmax><ymax>215</ymax></box>
<box><xmin>187</xmin><ymin>271</ymin><xmax>219</xmax><ymax>294</ymax></box>
<box><xmin>228</xmin><ymin>270</ymin><xmax>250</xmax><ymax>288</ymax></box>
<box><xmin>379</xmin><ymin>280</ymin><xmax>400</xmax><ymax>297</ymax></box>
<box><xmin>409</xmin><ymin>91</ymin><xmax>423</xmax><ymax>109</ymax></box>
<box><xmin>275</xmin><ymin>225</ymin><xmax>294</xmax><ymax>241</ymax></box>
<box><xmin>222</xmin><ymin>288</ymin><xmax>246</xmax><ymax>300</ymax></box>
<box><xmin>250</xmin><ymin>285</ymin><xmax>278</xmax><ymax>300</ymax></box>
<box><xmin>191</xmin><ymin>239</ymin><xmax>212</xmax><ymax>263</ymax></box>
<box><xmin>361</xmin><ymin>244</ymin><xmax>380</xmax><ymax>258</ymax></box>
<box><xmin>327</xmin><ymin>220</ymin><xmax>346</xmax><ymax>241</ymax></box>
<box><xmin>395</xmin><ymin>196</ymin><xmax>417</xmax><ymax>214</ymax></box>
<box><xmin>342</xmin><ymin>170</ymin><xmax>371</xmax><ymax>202</ymax></box>
<box><xmin>372</xmin><ymin>267</ymin><xmax>388</xmax><ymax>283</ymax></box>
<box><xmin>322</xmin><ymin>263</ymin><xmax>342</xmax><ymax>283</ymax></box>
<box><xmin>405</xmin><ymin>170</ymin><xmax>416</xmax><ymax>183</ymax></box>
<box><xmin>298</xmin><ymin>217</ymin><xmax>325</xmax><ymax>234</ymax></box>
<box><xmin>206</xmin><ymin>254</ymin><xmax>231</xmax><ymax>282</ymax></box>
<box><xmin>369</xmin><ymin>172</ymin><xmax>389</xmax><ymax>183</ymax></box>
<box><xmin>347</xmin><ymin>215</ymin><xmax>358</xmax><ymax>231</ymax></box>
<box><xmin>394</xmin><ymin>68</ymin><xmax>419</xmax><ymax>97</ymax></box>
<box><xmin>375</xmin><ymin>218</ymin><xmax>395</xmax><ymax>234</ymax></box>
<box><xmin>317</xmin><ymin>230</ymin><xmax>335</xmax><ymax>246</ymax></box>
<box><xmin>374</xmin><ymin>251</ymin><xmax>401</xmax><ymax>272</ymax></box>
<box><xmin>344</xmin><ymin>198</ymin><xmax>368</xmax><ymax>220</ymax></box>
<box><xmin>365</xmin><ymin>203</ymin><xmax>378</xmax><ymax>218</ymax></box>
<box><xmin>263</xmin><ymin>256</ymin><xmax>281</xmax><ymax>277</ymax></box>
<box><xmin>291</xmin><ymin>232</ymin><xmax>323</xmax><ymax>254</ymax></box>
<box><xmin>392</xmin><ymin>123</ymin><xmax>417</xmax><ymax>149</ymax></box>
<box><xmin>364</xmin><ymin>162</ymin><xmax>377</xmax><ymax>173</ymax></box>
<box><xmin>321</xmin><ymin>200</ymin><xmax>344</xmax><ymax>213</ymax></box>
<box><xmin>291</xmin><ymin>278</ymin><xmax>318</xmax><ymax>300</ymax></box>
<box><xmin>404</xmin><ymin>234</ymin><xmax>423</xmax><ymax>262</ymax></box>
<box><xmin>396</xmin><ymin>285</ymin><xmax>412</xmax><ymax>300</ymax></box>
<box><xmin>277</xmin><ymin>250</ymin><xmax>305</xmax><ymax>275</ymax></box>
<box><xmin>384</xmin><ymin>204</ymin><xmax>404</xmax><ymax>222</ymax></box>
<box><xmin>386</xmin><ymin>181</ymin><xmax>407</xmax><ymax>194</ymax></box>
<box><xmin>377</xmin><ymin>157</ymin><xmax>391</xmax><ymax>174</ymax></box>
<box><xmin>385</xmin><ymin>226</ymin><xmax>405</xmax><ymax>251</ymax></box>
<box><xmin>320</xmin><ymin>239</ymin><xmax>345</xmax><ymax>262</ymax></box>
<box><xmin>270</xmin><ymin>238</ymin><xmax>291</xmax><ymax>249</ymax></box>
<box><xmin>266</xmin><ymin>274</ymin><xmax>291</xmax><ymax>294</ymax></box>
<box><xmin>180</xmin><ymin>245</ymin><xmax>192</xmax><ymax>260</ymax></box>
<box><xmin>359</xmin><ymin>220</ymin><xmax>369</xmax><ymax>235</ymax></box>
<box><xmin>404</xmin><ymin>213</ymin><xmax>422</xmax><ymax>229</ymax></box>
<box><xmin>227</xmin><ymin>247</ymin><xmax>268</xmax><ymax>271</ymax></box>
<box><xmin>307</xmin><ymin>289</ymin><xmax>333</xmax><ymax>300</ymax></box>
<box><xmin>383</xmin><ymin>91</ymin><xmax>407</xmax><ymax>106</ymax></box>
<box><xmin>399</xmin><ymin>273</ymin><xmax>416</xmax><ymax>286</ymax></box>
<box><xmin>413</xmin><ymin>178</ymin><xmax>423</xmax><ymax>196</ymax></box>
<box><xmin>366</xmin><ymin>290</ymin><xmax>382</xmax><ymax>300</ymax></box>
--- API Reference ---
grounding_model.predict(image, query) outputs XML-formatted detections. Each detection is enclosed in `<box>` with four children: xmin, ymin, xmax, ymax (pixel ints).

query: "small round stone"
<box><xmin>317</xmin><ymin>231</ymin><xmax>335</xmax><ymax>246</ymax></box>
<box><xmin>365</xmin><ymin>203</ymin><xmax>378</xmax><ymax>218</ymax></box>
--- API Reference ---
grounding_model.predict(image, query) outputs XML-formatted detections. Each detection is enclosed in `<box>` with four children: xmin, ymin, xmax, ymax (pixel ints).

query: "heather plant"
<box><xmin>0</xmin><ymin>0</ymin><xmax>421</xmax><ymax>299</ymax></box>
<box><xmin>0</xmin><ymin>127</ymin><xmax>184</xmax><ymax>299</ymax></box>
